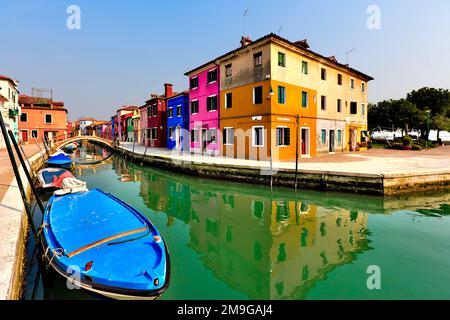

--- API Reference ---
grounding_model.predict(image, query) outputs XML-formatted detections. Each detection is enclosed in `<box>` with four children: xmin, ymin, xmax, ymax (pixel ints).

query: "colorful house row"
<box><xmin>106</xmin><ymin>33</ymin><xmax>373</xmax><ymax>161</ymax></box>
<box><xmin>0</xmin><ymin>75</ymin><xmax>20</xmax><ymax>148</ymax></box>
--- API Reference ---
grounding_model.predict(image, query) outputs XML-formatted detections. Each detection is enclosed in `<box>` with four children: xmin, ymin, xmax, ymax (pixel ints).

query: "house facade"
<box><xmin>214</xmin><ymin>34</ymin><xmax>373</xmax><ymax>160</ymax></box>
<box><xmin>18</xmin><ymin>95</ymin><xmax>68</xmax><ymax>143</ymax></box>
<box><xmin>116</xmin><ymin>106</ymin><xmax>136</xmax><ymax>142</ymax></box>
<box><xmin>141</xmin><ymin>83</ymin><xmax>173</xmax><ymax>148</ymax></box>
<box><xmin>185</xmin><ymin>63</ymin><xmax>220</xmax><ymax>155</ymax></box>
<box><xmin>0</xmin><ymin>75</ymin><xmax>20</xmax><ymax>148</ymax></box>
<box><xmin>166</xmin><ymin>91</ymin><xmax>189</xmax><ymax>151</ymax></box>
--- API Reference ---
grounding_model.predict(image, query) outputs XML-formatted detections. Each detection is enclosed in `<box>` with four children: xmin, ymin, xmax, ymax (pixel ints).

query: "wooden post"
<box><xmin>294</xmin><ymin>114</ymin><xmax>300</xmax><ymax>191</ymax></box>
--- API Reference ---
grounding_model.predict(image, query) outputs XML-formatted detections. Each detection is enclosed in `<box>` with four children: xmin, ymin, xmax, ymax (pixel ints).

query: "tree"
<box><xmin>407</xmin><ymin>87</ymin><xmax>450</xmax><ymax>139</ymax></box>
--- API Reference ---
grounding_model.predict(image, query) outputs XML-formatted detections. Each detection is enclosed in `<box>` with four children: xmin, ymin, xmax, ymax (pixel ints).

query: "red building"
<box><xmin>18</xmin><ymin>95</ymin><xmax>68</xmax><ymax>143</ymax></box>
<box><xmin>142</xmin><ymin>83</ymin><xmax>174</xmax><ymax>147</ymax></box>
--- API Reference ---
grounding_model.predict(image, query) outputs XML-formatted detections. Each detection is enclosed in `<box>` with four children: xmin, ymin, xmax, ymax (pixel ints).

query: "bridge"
<box><xmin>52</xmin><ymin>131</ymin><xmax>114</xmax><ymax>149</ymax></box>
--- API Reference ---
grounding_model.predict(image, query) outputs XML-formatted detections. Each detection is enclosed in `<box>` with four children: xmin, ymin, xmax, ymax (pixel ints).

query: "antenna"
<box><xmin>243</xmin><ymin>8</ymin><xmax>249</xmax><ymax>36</ymax></box>
<box><xmin>345</xmin><ymin>48</ymin><xmax>356</xmax><ymax>65</ymax></box>
<box><xmin>278</xmin><ymin>25</ymin><xmax>283</xmax><ymax>35</ymax></box>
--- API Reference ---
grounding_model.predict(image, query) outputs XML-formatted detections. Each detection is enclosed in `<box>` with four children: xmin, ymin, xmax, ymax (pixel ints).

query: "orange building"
<box><xmin>18</xmin><ymin>95</ymin><xmax>68</xmax><ymax>143</ymax></box>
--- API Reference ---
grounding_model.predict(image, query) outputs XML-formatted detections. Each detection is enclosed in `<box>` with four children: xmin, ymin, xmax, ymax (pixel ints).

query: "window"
<box><xmin>225</xmin><ymin>92</ymin><xmax>232</xmax><ymax>109</ymax></box>
<box><xmin>320</xmin><ymin>95</ymin><xmax>326</xmax><ymax>110</ymax></box>
<box><xmin>190</xmin><ymin>100</ymin><xmax>199</xmax><ymax>114</ymax></box>
<box><xmin>350</xmin><ymin>78</ymin><xmax>355</xmax><ymax>89</ymax></box>
<box><xmin>20</xmin><ymin>112</ymin><xmax>27</xmax><ymax>122</ymax></box>
<box><xmin>362</xmin><ymin>82</ymin><xmax>366</xmax><ymax>93</ymax></box>
<box><xmin>253</xmin><ymin>86</ymin><xmax>263</xmax><ymax>104</ymax></box>
<box><xmin>31</xmin><ymin>130</ymin><xmax>38</xmax><ymax>139</ymax></box>
<box><xmin>337</xmin><ymin>99</ymin><xmax>342</xmax><ymax>113</ymax></box>
<box><xmin>191</xmin><ymin>129</ymin><xmax>199</xmax><ymax>142</ymax></box>
<box><xmin>337</xmin><ymin>74</ymin><xmax>343</xmax><ymax>85</ymax></box>
<box><xmin>168</xmin><ymin>108</ymin><xmax>173</xmax><ymax>118</ymax></box>
<box><xmin>254</xmin><ymin>52</ymin><xmax>262</xmax><ymax>67</ymax></box>
<box><xmin>276</xmin><ymin>127</ymin><xmax>290</xmax><ymax>146</ymax></box>
<box><xmin>206</xmin><ymin>95</ymin><xmax>217</xmax><ymax>111</ymax></box>
<box><xmin>350</xmin><ymin>101</ymin><xmax>357</xmax><ymax>114</ymax></box>
<box><xmin>301</xmin><ymin>61</ymin><xmax>308</xmax><ymax>75</ymax></box>
<box><xmin>190</xmin><ymin>76</ymin><xmax>198</xmax><ymax>89</ymax></box>
<box><xmin>321</xmin><ymin>68</ymin><xmax>327</xmax><ymax>80</ymax></box>
<box><xmin>278</xmin><ymin>86</ymin><xmax>286</xmax><ymax>104</ymax></box>
<box><xmin>302</xmin><ymin>91</ymin><xmax>308</xmax><ymax>108</ymax></box>
<box><xmin>207</xmin><ymin>128</ymin><xmax>216</xmax><ymax>143</ymax></box>
<box><xmin>278</xmin><ymin>52</ymin><xmax>286</xmax><ymax>67</ymax></box>
<box><xmin>362</xmin><ymin>103</ymin><xmax>365</xmax><ymax>116</ymax></box>
<box><xmin>252</xmin><ymin>126</ymin><xmax>264</xmax><ymax>147</ymax></box>
<box><xmin>169</xmin><ymin>127</ymin><xmax>173</xmax><ymax>139</ymax></box>
<box><xmin>151</xmin><ymin>127</ymin><xmax>158</xmax><ymax>139</ymax></box>
<box><xmin>321</xmin><ymin>129</ymin><xmax>326</xmax><ymax>144</ymax></box>
<box><xmin>337</xmin><ymin>130</ymin><xmax>342</xmax><ymax>144</ymax></box>
<box><xmin>176</xmin><ymin>105</ymin><xmax>182</xmax><ymax>117</ymax></box>
<box><xmin>223</xmin><ymin>127</ymin><xmax>234</xmax><ymax>145</ymax></box>
<box><xmin>148</xmin><ymin>104</ymin><xmax>157</xmax><ymax>117</ymax></box>
<box><xmin>225</xmin><ymin>64</ymin><xmax>232</xmax><ymax>77</ymax></box>
<box><xmin>207</xmin><ymin>69</ymin><xmax>217</xmax><ymax>83</ymax></box>
<box><xmin>45</xmin><ymin>114</ymin><xmax>52</xmax><ymax>124</ymax></box>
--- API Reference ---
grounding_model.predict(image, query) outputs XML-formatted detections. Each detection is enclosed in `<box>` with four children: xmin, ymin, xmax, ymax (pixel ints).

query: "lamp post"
<box><xmin>425</xmin><ymin>110</ymin><xmax>431</xmax><ymax>149</ymax></box>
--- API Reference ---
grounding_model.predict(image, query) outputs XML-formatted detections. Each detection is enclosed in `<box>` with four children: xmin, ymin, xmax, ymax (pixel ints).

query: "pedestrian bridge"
<box><xmin>54</xmin><ymin>135</ymin><xmax>113</xmax><ymax>149</ymax></box>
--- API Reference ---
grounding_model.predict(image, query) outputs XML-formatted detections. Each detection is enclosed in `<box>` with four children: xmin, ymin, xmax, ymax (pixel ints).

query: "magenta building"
<box><xmin>185</xmin><ymin>62</ymin><xmax>220</xmax><ymax>155</ymax></box>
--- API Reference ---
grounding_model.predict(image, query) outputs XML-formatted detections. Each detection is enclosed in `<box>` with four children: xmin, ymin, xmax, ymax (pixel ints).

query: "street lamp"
<box><xmin>425</xmin><ymin>109</ymin><xmax>431</xmax><ymax>149</ymax></box>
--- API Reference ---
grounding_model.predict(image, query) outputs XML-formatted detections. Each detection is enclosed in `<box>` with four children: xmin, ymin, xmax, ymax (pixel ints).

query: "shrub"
<box><xmin>402</xmin><ymin>135</ymin><xmax>413</xmax><ymax>146</ymax></box>
<box><xmin>389</xmin><ymin>142</ymin><xmax>404</xmax><ymax>150</ymax></box>
<box><xmin>412</xmin><ymin>144</ymin><xmax>423</xmax><ymax>151</ymax></box>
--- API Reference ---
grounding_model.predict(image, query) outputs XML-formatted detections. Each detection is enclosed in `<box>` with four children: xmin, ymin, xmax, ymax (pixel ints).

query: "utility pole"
<box><xmin>346</xmin><ymin>48</ymin><xmax>356</xmax><ymax>65</ymax></box>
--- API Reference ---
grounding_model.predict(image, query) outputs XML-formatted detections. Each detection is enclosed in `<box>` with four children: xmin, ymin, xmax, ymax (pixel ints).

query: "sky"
<box><xmin>1</xmin><ymin>0</ymin><xmax>449</xmax><ymax>121</ymax></box>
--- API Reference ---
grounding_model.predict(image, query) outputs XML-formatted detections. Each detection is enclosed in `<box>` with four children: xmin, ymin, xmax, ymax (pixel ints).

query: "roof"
<box><xmin>167</xmin><ymin>90</ymin><xmax>189</xmax><ymax>100</ymax></box>
<box><xmin>184</xmin><ymin>60</ymin><xmax>217</xmax><ymax>77</ymax></box>
<box><xmin>0</xmin><ymin>94</ymin><xmax>8</xmax><ymax>102</ymax></box>
<box><xmin>186</xmin><ymin>33</ymin><xmax>374</xmax><ymax>81</ymax></box>
<box><xmin>0</xmin><ymin>75</ymin><xmax>18</xmax><ymax>86</ymax></box>
<box><xmin>78</xmin><ymin>117</ymin><xmax>97</xmax><ymax>121</ymax></box>
<box><xmin>116</xmin><ymin>105</ymin><xmax>138</xmax><ymax>112</ymax></box>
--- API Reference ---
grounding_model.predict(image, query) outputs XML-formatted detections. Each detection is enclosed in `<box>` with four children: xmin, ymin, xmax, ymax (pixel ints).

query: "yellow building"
<box><xmin>215</xmin><ymin>34</ymin><xmax>373</xmax><ymax>160</ymax></box>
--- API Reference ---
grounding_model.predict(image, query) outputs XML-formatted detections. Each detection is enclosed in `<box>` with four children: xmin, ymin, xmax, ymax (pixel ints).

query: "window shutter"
<box><xmin>286</xmin><ymin>128</ymin><xmax>290</xmax><ymax>145</ymax></box>
<box><xmin>276</xmin><ymin>128</ymin><xmax>281</xmax><ymax>146</ymax></box>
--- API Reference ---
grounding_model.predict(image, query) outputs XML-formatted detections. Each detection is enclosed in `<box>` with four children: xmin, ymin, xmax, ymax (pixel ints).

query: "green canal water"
<box><xmin>25</xmin><ymin>142</ymin><xmax>450</xmax><ymax>300</ymax></box>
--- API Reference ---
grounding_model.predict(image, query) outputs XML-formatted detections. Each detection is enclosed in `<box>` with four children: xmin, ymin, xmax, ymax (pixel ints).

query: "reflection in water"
<box><xmin>112</xmin><ymin>156</ymin><xmax>372</xmax><ymax>299</ymax></box>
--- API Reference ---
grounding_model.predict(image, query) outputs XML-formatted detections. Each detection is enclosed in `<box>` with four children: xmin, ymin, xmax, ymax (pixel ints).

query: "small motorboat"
<box><xmin>41</xmin><ymin>188</ymin><xmax>170</xmax><ymax>300</ymax></box>
<box><xmin>63</xmin><ymin>143</ymin><xmax>77</xmax><ymax>153</ymax></box>
<box><xmin>46</xmin><ymin>153</ymin><xmax>72</xmax><ymax>169</ymax></box>
<box><xmin>36</xmin><ymin>168</ymin><xmax>74</xmax><ymax>189</ymax></box>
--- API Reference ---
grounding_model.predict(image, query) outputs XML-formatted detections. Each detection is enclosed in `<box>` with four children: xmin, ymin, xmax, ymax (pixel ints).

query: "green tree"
<box><xmin>407</xmin><ymin>87</ymin><xmax>450</xmax><ymax>139</ymax></box>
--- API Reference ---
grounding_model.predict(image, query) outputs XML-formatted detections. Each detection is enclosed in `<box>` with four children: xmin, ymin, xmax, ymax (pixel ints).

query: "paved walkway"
<box><xmin>0</xmin><ymin>144</ymin><xmax>44</xmax><ymax>202</ymax></box>
<box><xmin>118</xmin><ymin>142</ymin><xmax>450</xmax><ymax>176</ymax></box>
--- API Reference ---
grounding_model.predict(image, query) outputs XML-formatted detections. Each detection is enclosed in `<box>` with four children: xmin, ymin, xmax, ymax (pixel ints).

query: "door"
<box><xmin>301</xmin><ymin>128</ymin><xmax>310</xmax><ymax>156</ymax></box>
<box><xmin>329</xmin><ymin>130</ymin><xmax>335</xmax><ymax>152</ymax></box>
<box><xmin>21</xmin><ymin>130</ymin><xmax>28</xmax><ymax>143</ymax></box>
<box><xmin>176</xmin><ymin>126</ymin><xmax>181</xmax><ymax>151</ymax></box>
<box><xmin>201</xmin><ymin>128</ymin><xmax>207</xmax><ymax>154</ymax></box>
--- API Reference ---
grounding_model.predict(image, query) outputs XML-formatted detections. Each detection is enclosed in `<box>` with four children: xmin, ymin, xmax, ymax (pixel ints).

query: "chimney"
<box><xmin>294</xmin><ymin>39</ymin><xmax>310</xmax><ymax>49</ymax></box>
<box><xmin>240</xmin><ymin>35</ymin><xmax>252</xmax><ymax>47</ymax></box>
<box><xmin>164</xmin><ymin>83</ymin><xmax>173</xmax><ymax>98</ymax></box>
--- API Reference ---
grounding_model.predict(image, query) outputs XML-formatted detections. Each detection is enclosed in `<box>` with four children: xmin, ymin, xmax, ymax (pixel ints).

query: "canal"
<box><xmin>24</xmin><ymin>142</ymin><xmax>450</xmax><ymax>300</ymax></box>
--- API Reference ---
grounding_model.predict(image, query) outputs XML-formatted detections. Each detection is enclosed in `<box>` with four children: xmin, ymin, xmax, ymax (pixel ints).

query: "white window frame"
<box><xmin>190</xmin><ymin>76</ymin><xmax>199</xmax><ymax>90</ymax></box>
<box><xmin>223</xmin><ymin>127</ymin><xmax>234</xmax><ymax>145</ymax></box>
<box><xmin>350</xmin><ymin>78</ymin><xmax>355</xmax><ymax>90</ymax></box>
<box><xmin>177</xmin><ymin>105</ymin><xmax>182</xmax><ymax>117</ymax></box>
<box><xmin>337</xmin><ymin>99</ymin><xmax>342</xmax><ymax>113</ymax></box>
<box><xmin>44</xmin><ymin>113</ymin><xmax>52</xmax><ymax>124</ymax></box>
<box><xmin>191</xmin><ymin>128</ymin><xmax>199</xmax><ymax>143</ymax></box>
<box><xmin>301</xmin><ymin>60</ymin><xmax>308</xmax><ymax>75</ymax></box>
<box><xmin>190</xmin><ymin>99</ymin><xmax>199</xmax><ymax>114</ymax></box>
<box><xmin>300</xmin><ymin>127</ymin><xmax>311</xmax><ymax>157</ymax></box>
<box><xmin>362</xmin><ymin>82</ymin><xmax>366</xmax><ymax>93</ymax></box>
<box><xmin>278</xmin><ymin>86</ymin><xmax>286</xmax><ymax>105</ymax></box>
<box><xmin>20</xmin><ymin>129</ymin><xmax>29</xmax><ymax>142</ymax></box>
<box><xmin>321</xmin><ymin>68</ymin><xmax>327</xmax><ymax>81</ymax></box>
<box><xmin>225</xmin><ymin>92</ymin><xmax>232</xmax><ymax>109</ymax></box>
<box><xmin>31</xmin><ymin>130</ymin><xmax>38</xmax><ymax>139</ymax></box>
<box><xmin>207</xmin><ymin>68</ymin><xmax>217</xmax><ymax>84</ymax></box>
<box><xmin>278</xmin><ymin>51</ymin><xmax>286</xmax><ymax>67</ymax></box>
<box><xmin>168</xmin><ymin>107</ymin><xmax>173</xmax><ymax>118</ymax></box>
<box><xmin>337</xmin><ymin>129</ymin><xmax>342</xmax><ymax>144</ymax></box>
<box><xmin>252</xmin><ymin>125</ymin><xmax>264</xmax><ymax>147</ymax></box>
<box><xmin>207</xmin><ymin>128</ymin><xmax>217</xmax><ymax>144</ymax></box>
<box><xmin>320</xmin><ymin>95</ymin><xmax>327</xmax><ymax>111</ymax></box>
<box><xmin>301</xmin><ymin>91</ymin><xmax>308</xmax><ymax>108</ymax></box>
<box><xmin>207</xmin><ymin>95</ymin><xmax>218</xmax><ymax>112</ymax></box>
<box><xmin>169</xmin><ymin>127</ymin><xmax>174</xmax><ymax>140</ymax></box>
<box><xmin>276</xmin><ymin>126</ymin><xmax>289</xmax><ymax>147</ymax></box>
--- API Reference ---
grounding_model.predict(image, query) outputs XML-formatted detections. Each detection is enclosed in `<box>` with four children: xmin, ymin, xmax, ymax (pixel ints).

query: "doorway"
<box><xmin>301</xmin><ymin>128</ymin><xmax>310</xmax><ymax>156</ymax></box>
<box><xmin>201</xmin><ymin>128</ymin><xmax>207</xmax><ymax>154</ymax></box>
<box><xmin>329</xmin><ymin>130</ymin><xmax>335</xmax><ymax>152</ymax></box>
<box><xmin>175</xmin><ymin>126</ymin><xmax>181</xmax><ymax>151</ymax></box>
<box><xmin>21</xmin><ymin>130</ymin><xmax>28</xmax><ymax>143</ymax></box>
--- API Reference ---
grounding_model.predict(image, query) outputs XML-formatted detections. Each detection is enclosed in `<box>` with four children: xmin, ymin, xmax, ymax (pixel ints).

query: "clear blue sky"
<box><xmin>1</xmin><ymin>0</ymin><xmax>449</xmax><ymax>121</ymax></box>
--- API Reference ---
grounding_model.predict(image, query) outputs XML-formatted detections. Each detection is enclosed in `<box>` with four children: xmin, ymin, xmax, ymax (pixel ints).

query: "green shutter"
<box><xmin>286</xmin><ymin>128</ymin><xmax>290</xmax><ymax>145</ymax></box>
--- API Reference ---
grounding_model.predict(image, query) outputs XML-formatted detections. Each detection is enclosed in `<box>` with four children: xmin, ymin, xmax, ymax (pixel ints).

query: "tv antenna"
<box><xmin>243</xmin><ymin>8</ymin><xmax>249</xmax><ymax>36</ymax></box>
<box><xmin>278</xmin><ymin>25</ymin><xmax>283</xmax><ymax>35</ymax></box>
<box><xmin>345</xmin><ymin>48</ymin><xmax>356</xmax><ymax>65</ymax></box>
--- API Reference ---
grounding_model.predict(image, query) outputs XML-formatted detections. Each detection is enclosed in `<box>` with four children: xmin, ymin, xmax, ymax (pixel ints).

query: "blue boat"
<box><xmin>46</xmin><ymin>153</ymin><xmax>72</xmax><ymax>169</ymax></box>
<box><xmin>41</xmin><ymin>188</ymin><xmax>170</xmax><ymax>300</ymax></box>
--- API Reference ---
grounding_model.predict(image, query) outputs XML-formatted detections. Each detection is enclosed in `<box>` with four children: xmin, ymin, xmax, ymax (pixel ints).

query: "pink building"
<box><xmin>185</xmin><ymin>62</ymin><xmax>220</xmax><ymax>155</ymax></box>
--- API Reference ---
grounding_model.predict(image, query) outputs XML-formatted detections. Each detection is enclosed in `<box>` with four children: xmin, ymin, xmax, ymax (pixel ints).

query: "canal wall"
<box><xmin>112</xmin><ymin>145</ymin><xmax>450</xmax><ymax>196</ymax></box>
<box><xmin>0</xmin><ymin>151</ymin><xmax>45</xmax><ymax>300</ymax></box>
